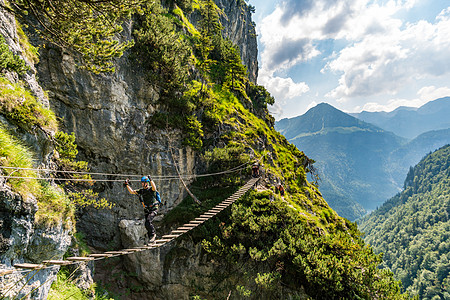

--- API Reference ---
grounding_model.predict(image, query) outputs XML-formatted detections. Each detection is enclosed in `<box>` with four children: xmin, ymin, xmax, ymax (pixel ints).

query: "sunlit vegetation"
<box><xmin>0</xmin><ymin>77</ymin><xmax>57</xmax><ymax>132</ymax></box>
<box><xmin>360</xmin><ymin>145</ymin><xmax>450</xmax><ymax>299</ymax></box>
<box><xmin>10</xmin><ymin>0</ymin><xmax>145</xmax><ymax>73</ymax></box>
<box><xmin>0</xmin><ymin>125</ymin><xmax>75</xmax><ymax>227</ymax></box>
<box><xmin>48</xmin><ymin>266</ymin><xmax>117</xmax><ymax>300</ymax></box>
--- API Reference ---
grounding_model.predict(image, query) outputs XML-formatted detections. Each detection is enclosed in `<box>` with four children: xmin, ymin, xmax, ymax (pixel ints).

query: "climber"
<box><xmin>124</xmin><ymin>176</ymin><xmax>159</xmax><ymax>243</ymax></box>
<box><xmin>252</xmin><ymin>163</ymin><xmax>260</xmax><ymax>178</ymax></box>
<box><xmin>277</xmin><ymin>183</ymin><xmax>285</xmax><ymax>197</ymax></box>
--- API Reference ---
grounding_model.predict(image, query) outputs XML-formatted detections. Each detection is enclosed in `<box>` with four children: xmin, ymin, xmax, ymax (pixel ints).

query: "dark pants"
<box><xmin>144</xmin><ymin>210</ymin><xmax>157</xmax><ymax>238</ymax></box>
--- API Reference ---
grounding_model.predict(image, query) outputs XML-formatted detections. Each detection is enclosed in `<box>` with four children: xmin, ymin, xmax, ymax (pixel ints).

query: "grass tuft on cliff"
<box><xmin>48</xmin><ymin>267</ymin><xmax>117</xmax><ymax>300</ymax></box>
<box><xmin>0</xmin><ymin>125</ymin><xmax>75</xmax><ymax>227</ymax></box>
<box><xmin>0</xmin><ymin>77</ymin><xmax>58</xmax><ymax>132</ymax></box>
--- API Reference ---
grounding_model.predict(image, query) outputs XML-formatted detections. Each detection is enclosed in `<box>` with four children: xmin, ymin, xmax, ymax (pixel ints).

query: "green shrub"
<box><xmin>0</xmin><ymin>77</ymin><xmax>57</xmax><ymax>132</ymax></box>
<box><xmin>16</xmin><ymin>21</ymin><xmax>39</xmax><ymax>65</ymax></box>
<box><xmin>48</xmin><ymin>267</ymin><xmax>117</xmax><ymax>300</ymax></box>
<box><xmin>0</xmin><ymin>35</ymin><xmax>29</xmax><ymax>75</ymax></box>
<box><xmin>0</xmin><ymin>125</ymin><xmax>75</xmax><ymax>228</ymax></box>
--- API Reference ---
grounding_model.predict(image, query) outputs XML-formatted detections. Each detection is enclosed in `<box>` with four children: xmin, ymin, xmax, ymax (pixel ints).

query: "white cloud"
<box><xmin>359</xmin><ymin>98</ymin><xmax>424</xmax><ymax>112</ymax></box>
<box><xmin>326</xmin><ymin>5</ymin><xmax>450</xmax><ymax>101</ymax></box>
<box><xmin>268</xmin><ymin>101</ymin><xmax>283</xmax><ymax>117</ymax></box>
<box><xmin>257</xmin><ymin>0</ymin><xmax>450</xmax><ymax>118</ymax></box>
<box><xmin>258</xmin><ymin>68</ymin><xmax>310</xmax><ymax>108</ymax></box>
<box><xmin>353</xmin><ymin>85</ymin><xmax>450</xmax><ymax>112</ymax></box>
<box><xmin>417</xmin><ymin>86</ymin><xmax>450</xmax><ymax>101</ymax></box>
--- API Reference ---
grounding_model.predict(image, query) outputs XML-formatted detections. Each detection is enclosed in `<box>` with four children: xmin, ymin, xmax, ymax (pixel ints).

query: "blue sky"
<box><xmin>247</xmin><ymin>0</ymin><xmax>450</xmax><ymax>120</ymax></box>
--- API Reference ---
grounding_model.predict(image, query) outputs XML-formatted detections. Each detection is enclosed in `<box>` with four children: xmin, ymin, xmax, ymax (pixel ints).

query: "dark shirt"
<box><xmin>137</xmin><ymin>188</ymin><xmax>158</xmax><ymax>212</ymax></box>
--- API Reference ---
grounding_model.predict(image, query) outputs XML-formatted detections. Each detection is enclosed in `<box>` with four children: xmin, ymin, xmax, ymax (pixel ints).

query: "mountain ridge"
<box><xmin>275</xmin><ymin>101</ymin><xmax>450</xmax><ymax>220</ymax></box>
<box><xmin>277</xmin><ymin>102</ymin><xmax>386</xmax><ymax>140</ymax></box>
<box><xmin>351</xmin><ymin>97</ymin><xmax>450</xmax><ymax>139</ymax></box>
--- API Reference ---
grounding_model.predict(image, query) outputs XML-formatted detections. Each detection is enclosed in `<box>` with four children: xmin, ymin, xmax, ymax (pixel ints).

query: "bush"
<box><xmin>0</xmin><ymin>35</ymin><xmax>29</xmax><ymax>75</ymax></box>
<box><xmin>0</xmin><ymin>77</ymin><xmax>57</xmax><ymax>132</ymax></box>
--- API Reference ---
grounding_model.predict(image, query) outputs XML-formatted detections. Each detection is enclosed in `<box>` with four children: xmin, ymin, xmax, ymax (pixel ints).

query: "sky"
<box><xmin>247</xmin><ymin>0</ymin><xmax>450</xmax><ymax>120</ymax></box>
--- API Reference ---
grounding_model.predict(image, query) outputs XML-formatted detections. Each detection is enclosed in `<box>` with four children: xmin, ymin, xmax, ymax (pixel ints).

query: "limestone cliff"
<box><xmin>215</xmin><ymin>0</ymin><xmax>258</xmax><ymax>83</ymax></box>
<box><xmin>0</xmin><ymin>0</ymin><xmax>259</xmax><ymax>298</ymax></box>
<box><xmin>34</xmin><ymin>0</ymin><xmax>258</xmax><ymax>251</ymax></box>
<box><xmin>0</xmin><ymin>3</ymin><xmax>73</xmax><ymax>298</ymax></box>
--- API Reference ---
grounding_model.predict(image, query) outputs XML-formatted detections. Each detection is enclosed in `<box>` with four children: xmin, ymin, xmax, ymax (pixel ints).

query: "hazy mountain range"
<box><xmin>275</xmin><ymin>98</ymin><xmax>450</xmax><ymax>220</ymax></box>
<box><xmin>350</xmin><ymin>97</ymin><xmax>450</xmax><ymax>139</ymax></box>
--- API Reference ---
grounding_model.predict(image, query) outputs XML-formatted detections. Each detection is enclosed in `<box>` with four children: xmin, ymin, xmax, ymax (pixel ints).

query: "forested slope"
<box><xmin>359</xmin><ymin>145</ymin><xmax>450</xmax><ymax>299</ymax></box>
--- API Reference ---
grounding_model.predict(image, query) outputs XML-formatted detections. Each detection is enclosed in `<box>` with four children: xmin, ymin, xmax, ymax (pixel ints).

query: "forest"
<box><xmin>360</xmin><ymin>145</ymin><xmax>450</xmax><ymax>299</ymax></box>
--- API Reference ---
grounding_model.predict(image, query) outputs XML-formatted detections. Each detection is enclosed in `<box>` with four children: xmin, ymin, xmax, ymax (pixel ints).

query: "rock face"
<box><xmin>37</xmin><ymin>42</ymin><xmax>198</xmax><ymax>249</ymax></box>
<box><xmin>215</xmin><ymin>0</ymin><xmax>258</xmax><ymax>84</ymax></box>
<box><xmin>0</xmin><ymin>185</ymin><xmax>72</xmax><ymax>299</ymax></box>
<box><xmin>0</xmin><ymin>3</ymin><xmax>74</xmax><ymax>298</ymax></box>
<box><xmin>109</xmin><ymin>220</ymin><xmax>216</xmax><ymax>299</ymax></box>
<box><xmin>34</xmin><ymin>0</ymin><xmax>258</xmax><ymax>251</ymax></box>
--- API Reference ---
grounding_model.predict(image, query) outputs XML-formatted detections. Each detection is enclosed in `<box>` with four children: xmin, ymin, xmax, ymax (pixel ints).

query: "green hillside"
<box><xmin>359</xmin><ymin>145</ymin><xmax>450</xmax><ymax>299</ymax></box>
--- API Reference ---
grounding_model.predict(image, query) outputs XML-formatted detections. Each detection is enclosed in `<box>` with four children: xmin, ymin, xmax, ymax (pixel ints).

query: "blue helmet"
<box><xmin>141</xmin><ymin>176</ymin><xmax>150</xmax><ymax>183</ymax></box>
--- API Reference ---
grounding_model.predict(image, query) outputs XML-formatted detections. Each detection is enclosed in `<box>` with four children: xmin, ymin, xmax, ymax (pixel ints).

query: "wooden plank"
<box><xmin>177</xmin><ymin>227</ymin><xmax>195</xmax><ymax>230</ymax></box>
<box><xmin>122</xmin><ymin>249</ymin><xmax>141</xmax><ymax>252</ymax></box>
<box><xmin>181</xmin><ymin>223</ymin><xmax>198</xmax><ymax>227</ymax></box>
<box><xmin>194</xmin><ymin>217</ymin><xmax>209</xmax><ymax>221</ymax></box>
<box><xmin>162</xmin><ymin>234</ymin><xmax>180</xmax><ymax>239</ymax></box>
<box><xmin>171</xmin><ymin>230</ymin><xmax>188</xmax><ymax>234</ymax></box>
<box><xmin>42</xmin><ymin>260</ymin><xmax>71</xmax><ymax>265</ymax></box>
<box><xmin>66</xmin><ymin>257</ymin><xmax>95</xmax><ymax>262</ymax></box>
<box><xmin>104</xmin><ymin>251</ymin><xmax>130</xmax><ymax>255</ymax></box>
<box><xmin>88</xmin><ymin>253</ymin><xmax>113</xmax><ymax>258</ymax></box>
<box><xmin>0</xmin><ymin>269</ymin><xmax>14</xmax><ymax>276</ymax></box>
<box><xmin>14</xmin><ymin>263</ymin><xmax>44</xmax><ymax>270</ymax></box>
<box><xmin>154</xmin><ymin>239</ymin><xmax>172</xmax><ymax>243</ymax></box>
<box><xmin>136</xmin><ymin>246</ymin><xmax>155</xmax><ymax>250</ymax></box>
<box><xmin>189</xmin><ymin>220</ymin><xmax>204</xmax><ymax>224</ymax></box>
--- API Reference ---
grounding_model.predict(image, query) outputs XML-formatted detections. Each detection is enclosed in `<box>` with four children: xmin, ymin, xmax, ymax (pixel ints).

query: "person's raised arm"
<box><xmin>148</xmin><ymin>175</ymin><xmax>157</xmax><ymax>191</ymax></box>
<box><xmin>124</xmin><ymin>179</ymin><xmax>138</xmax><ymax>195</ymax></box>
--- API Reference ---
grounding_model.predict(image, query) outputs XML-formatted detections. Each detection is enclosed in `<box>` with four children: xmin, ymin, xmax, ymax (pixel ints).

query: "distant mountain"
<box><xmin>351</xmin><ymin>97</ymin><xmax>450</xmax><ymax>139</ymax></box>
<box><xmin>276</xmin><ymin>103</ymin><xmax>406</xmax><ymax>220</ymax></box>
<box><xmin>387</xmin><ymin>128</ymin><xmax>450</xmax><ymax>187</ymax></box>
<box><xmin>358</xmin><ymin>145</ymin><xmax>450</xmax><ymax>299</ymax></box>
<box><xmin>277</xmin><ymin>103</ymin><xmax>381</xmax><ymax>140</ymax></box>
<box><xmin>276</xmin><ymin>102</ymin><xmax>450</xmax><ymax>221</ymax></box>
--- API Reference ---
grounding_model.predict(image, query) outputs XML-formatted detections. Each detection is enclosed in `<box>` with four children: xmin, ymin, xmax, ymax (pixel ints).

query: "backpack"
<box><xmin>155</xmin><ymin>191</ymin><xmax>162</xmax><ymax>205</ymax></box>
